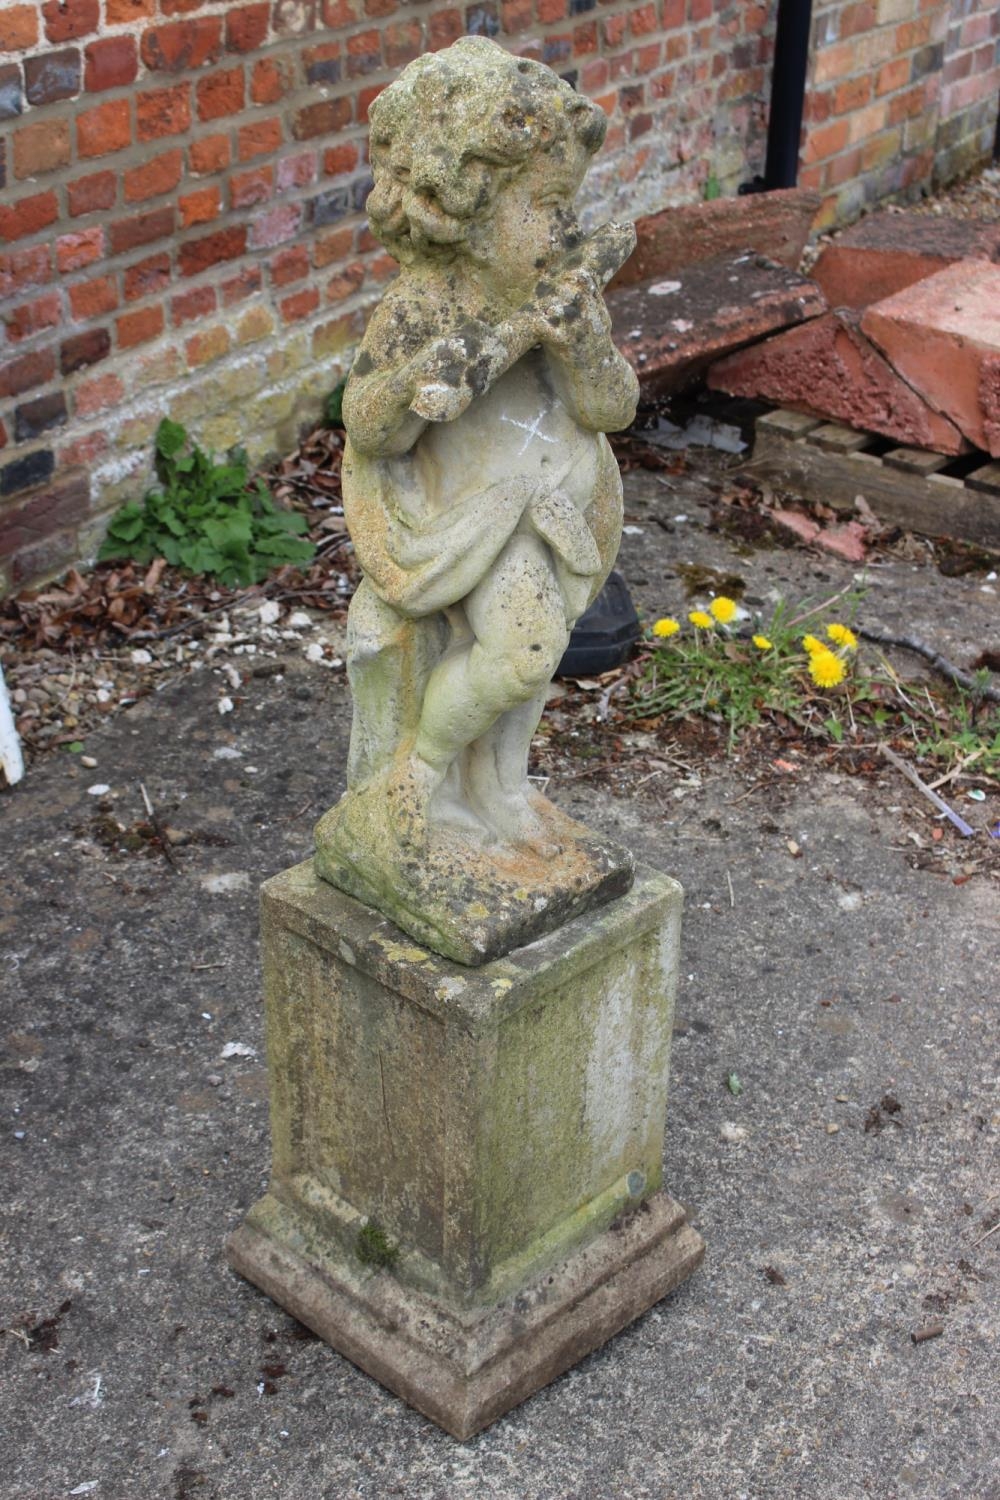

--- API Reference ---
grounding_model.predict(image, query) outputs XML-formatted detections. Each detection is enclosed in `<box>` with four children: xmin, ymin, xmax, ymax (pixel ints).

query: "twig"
<box><xmin>927</xmin><ymin>748</ymin><xmax>985</xmax><ymax>791</ymax></box>
<box><xmin>910</xmin><ymin>1323</ymin><xmax>944</xmax><ymax>1345</ymax></box>
<box><xmin>139</xmin><ymin>781</ymin><xmax>180</xmax><ymax>872</ymax></box>
<box><xmin>861</xmin><ymin>627</ymin><xmax>1000</xmax><ymax>704</ymax></box>
<box><xmin>879</xmin><ymin>745</ymin><xmax>976</xmax><ymax>838</ymax></box>
<box><xmin>784</xmin><ymin>585</ymin><xmax>857</xmax><ymax>631</ymax></box>
<box><xmin>971</xmin><ymin>1220</ymin><xmax>1000</xmax><ymax>1248</ymax></box>
<box><xmin>725</xmin><ymin>869</ymin><xmax>735</xmax><ymax>909</ymax></box>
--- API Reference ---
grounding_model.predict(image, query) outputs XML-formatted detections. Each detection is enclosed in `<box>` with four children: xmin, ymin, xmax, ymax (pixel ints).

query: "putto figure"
<box><xmin>314</xmin><ymin>37</ymin><xmax>641</xmax><ymax>963</ymax></box>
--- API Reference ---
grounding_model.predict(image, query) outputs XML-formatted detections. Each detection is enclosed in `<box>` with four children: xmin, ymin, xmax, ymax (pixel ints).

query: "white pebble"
<box><xmin>720</xmin><ymin>1122</ymin><xmax>748</xmax><ymax>1144</ymax></box>
<box><xmin>218</xmin><ymin>696</ymin><xmax>234</xmax><ymax>715</ymax></box>
<box><xmin>86</xmin><ymin>783</ymin><xmax>111</xmax><ymax>797</ymax></box>
<box><xmin>80</xmin><ymin>756</ymin><xmax>97</xmax><ymax>769</ymax></box>
<box><xmin>220</xmin><ymin>1041</ymin><xmax>256</xmax><ymax>1059</ymax></box>
<box><xmin>288</xmin><ymin>612</ymin><xmax>313</xmax><ymax>629</ymax></box>
<box><xmin>304</xmin><ymin>642</ymin><xmax>325</xmax><ymax>663</ymax></box>
<box><xmin>130</xmin><ymin>649</ymin><xmax>153</xmax><ymax>666</ymax></box>
<box><xmin>258</xmin><ymin>600</ymin><xmax>281</xmax><ymax>625</ymax></box>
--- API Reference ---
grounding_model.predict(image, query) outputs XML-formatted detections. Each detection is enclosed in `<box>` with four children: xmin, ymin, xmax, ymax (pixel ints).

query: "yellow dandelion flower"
<box><xmin>826</xmin><ymin>622</ymin><xmax>858</xmax><ymax>651</ymax></box>
<box><xmin>689</xmin><ymin>610</ymin><xmax>714</xmax><ymax>629</ymax></box>
<box><xmin>709</xmin><ymin>595</ymin><xmax>738</xmax><ymax>624</ymax></box>
<box><xmin>801</xmin><ymin>633</ymin><xmax>825</xmax><ymax>656</ymax></box>
<box><xmin>808</xmin><ymin>649</ymin><xmax>846</xmax><ymax>688</ymax></box>
<box><xmin>651</xmin><ymin>617</ymin><xmax>680</xmax><ymax>638</ymax></box>
<box><xmin>752</xmin><ymin>634</ymin><xmax>773</xmax><ymax>651</ymax></box>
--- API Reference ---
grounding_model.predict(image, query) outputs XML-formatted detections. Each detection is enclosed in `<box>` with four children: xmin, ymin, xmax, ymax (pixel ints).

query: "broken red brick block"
<box><xmin>812</xmin><ymin>209</ymin><xmax>1000</xmax><ymax>310</ymax></box>
<box><xmin>861</xmin><ymin>260</ymin><xmax>1000</xmax><ymax>457</ymax></box>
<box><xmin>709</xmin><ymin>309</ymin><xmax>967</xmax><ymax>454</ymax></box>
<box><xmin>609</xmin><ymin>253</ymin><xmax>827</xmax><ymax>396</ymax></box>
<box><xmin>610</xmin><ymin>188</ymin><xmax>821</xmax><ymax>290</ymax></box>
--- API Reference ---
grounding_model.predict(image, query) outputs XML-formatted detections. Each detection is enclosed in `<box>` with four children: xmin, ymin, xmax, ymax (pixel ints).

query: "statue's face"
<box><xmin>367</xmin><ymin>120</ymin><xmax>504</xmax><ymax>261</ymax></box>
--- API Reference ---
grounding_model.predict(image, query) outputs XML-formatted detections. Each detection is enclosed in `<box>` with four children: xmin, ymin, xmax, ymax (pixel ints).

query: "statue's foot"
<box><xmin>476</xmin><ymin>787</ymin><xmax>564</xmax><ymax>858</ymax></box>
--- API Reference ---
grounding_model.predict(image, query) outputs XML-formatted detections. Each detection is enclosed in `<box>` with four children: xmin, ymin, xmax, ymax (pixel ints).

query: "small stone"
<box><xmin>80</xmin><ymin>755</ymin><xmax>97</xmax><ymax>768</ymax></box>
<box><xmin>130</xmin><ymin>649</ymin><xmax>153</xmax><ymax>666</ymax></box>
<box><xmin>259</xmin><ymin>600</ymin><xmax>281</xmax><ymax>625</ymax></box>
<box><xmin>304</xmin><ymin>642</ymin><xmax>325</xmax><ymax>663</ymax></box>
<box><xmin>720</xmin><ymin>1122</ymin><xmax>748</xmax><ymax>1143</ymax></box>
<box><xmin>86</xmin><ymin>783</ymin><xmax>111</xmax><ymax>796</ymax></box>
<box><xmin>826</xmin><ymin>1123</ymin><xmax>840</xmax><ymax>1135</ymax></box>
<box><xmin>288</xmin><ymin>611</ymin><xmax>313</xmax><ymax>629</ymax></box>
<box><xmin>207</xmin><ymin>1074</ymin><xmax>223</xmax><ymax>1087</ymax></box>
<box><xmin>218</xmin><ymin>696</ymin><xmax>235</xmax><ymax>715</ymax></box>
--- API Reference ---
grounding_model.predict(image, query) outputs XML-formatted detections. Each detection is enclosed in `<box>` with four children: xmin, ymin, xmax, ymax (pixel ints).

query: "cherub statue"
<box><xmin>314</xmin><ymin>37</ymin><xmax>641</xmax><ymax>963</ymax></box>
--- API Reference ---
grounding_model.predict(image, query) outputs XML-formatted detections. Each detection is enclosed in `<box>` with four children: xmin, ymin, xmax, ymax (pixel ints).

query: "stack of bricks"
<box><xmin>803</xmin><ymin>0</ymin><xmax>999</xmax><ymax>229</ymax></box>
<box><xmin>0</xmin><ymin>0</ymin><xmax>773</xmax><ymax>592</ymax></box>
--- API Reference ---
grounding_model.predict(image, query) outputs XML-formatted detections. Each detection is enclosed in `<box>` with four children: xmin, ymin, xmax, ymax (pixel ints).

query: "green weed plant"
<box><xmin>634</xmin><ymin>592</ymin><xmax>1000</xmax><ymax>779</ymax></box>
<box><xmin>99</xmin><ymin>418</ymin><xmax>316</xmax><ymax>588</ymax></box>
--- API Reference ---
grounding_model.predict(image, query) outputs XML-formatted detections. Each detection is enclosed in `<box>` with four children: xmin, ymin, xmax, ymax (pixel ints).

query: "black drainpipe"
<box><xmin>741</xmin><ymin>0</ymin><xmax>814</xmax><ymax>193</ymax></box>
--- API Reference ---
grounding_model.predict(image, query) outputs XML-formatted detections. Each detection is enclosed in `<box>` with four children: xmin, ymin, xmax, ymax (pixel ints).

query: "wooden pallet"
<box><xmin>746</xmin><ymin>408</ymin><xmax>1000</xmax><ymax>550</ymax></box>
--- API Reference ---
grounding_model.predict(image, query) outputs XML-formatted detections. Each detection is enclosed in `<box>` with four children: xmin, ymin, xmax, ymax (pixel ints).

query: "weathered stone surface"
<box><xmin>227</xmin><ymin>859</ymin><xmax>703</xmax><ymax>1437</ymax></box>
<box><xmin>610</xmin><ymin>253</ymin><xmax>827</xmax><ymax>396</ymax></box>
<box><xmin>314</xmin><ymin>37</ymin><xmax>640</xmax><ymax>961</ymax></box>
<box><xmin>861</xmin><ymin>260</ymin><xmax>1000</xmax><ymax>457</ymax></box>
<box><xmin>812</xmin><ymin>209</ymin><xmax>1000</xmax><ymax>310</ymax></box>
<box><xmin>709</xmin><ymin>309</ymin><xmax>967</xmax><ymax>454</ymax></box>
<box><xmin>609</xmin><ymin>187</ymin><xmax>821</xmax><ymax>290</ymax></box>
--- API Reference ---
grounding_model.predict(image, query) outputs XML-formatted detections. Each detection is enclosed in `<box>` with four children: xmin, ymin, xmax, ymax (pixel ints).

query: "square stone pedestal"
<box><xmin>227</xmin><ymin>859</ymin><xmax>703</xmax><ymax>1439</ymax></box>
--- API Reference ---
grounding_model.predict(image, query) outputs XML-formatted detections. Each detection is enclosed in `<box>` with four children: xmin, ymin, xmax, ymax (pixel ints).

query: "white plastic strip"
<box><xmin>0</xmin><ymin>662</ymin><xmax>25</xmax><ymax>786</ymax></box>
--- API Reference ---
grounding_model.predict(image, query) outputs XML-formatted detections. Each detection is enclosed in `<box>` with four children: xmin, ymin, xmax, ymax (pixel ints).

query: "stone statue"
<box><xmin>314</xmin><ymin>37</ymin><xmax>641</xmax><ymax>963</ymax></box>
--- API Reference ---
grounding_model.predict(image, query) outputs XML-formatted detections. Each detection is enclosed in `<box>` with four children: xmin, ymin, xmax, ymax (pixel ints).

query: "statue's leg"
<box><xmin>412</xmin><ymin>534</ymin><xmax>568</xmax><ymax>844</ymax></box>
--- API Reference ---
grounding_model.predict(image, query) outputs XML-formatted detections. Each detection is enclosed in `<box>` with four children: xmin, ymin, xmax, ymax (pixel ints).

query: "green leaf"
<box><xmin>156</xmin><ymin>418</ymin><xmax>188</xmax><ymax>459</ymax></box>
<box><xmin>325</xmin><ymin>378</ymin><xmax>347</xmax><ymax>427</ymax></box>
<box><xmin>726</xmin><ymin>1072</ymin><xmax>743</xmax><ymax>1097</ymax></box>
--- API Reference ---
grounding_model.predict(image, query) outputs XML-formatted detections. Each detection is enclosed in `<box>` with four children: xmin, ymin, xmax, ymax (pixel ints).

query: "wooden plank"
<box><xmin>756</xmin><ymin>408</ymin><xmax>821</xmax><ymax>439</ymax></box>
<box><xmin>883</xmin><ymin>447</ymin><xmax>950</xmax><ymax>477</ymax></box>
<box><xmin>808</xmin><ymin>422</ymin><xmax>873</xmax><ymax>455</ymax></box>
<box><xmin>751</xmin><ymin>424</ymin><xmax>1000</xmax><ymax>548</ymax></box>
<box><xmin>966</xmin><ymin>462</ymin><xmax>1000</xmax><ymax>496</ymax></box>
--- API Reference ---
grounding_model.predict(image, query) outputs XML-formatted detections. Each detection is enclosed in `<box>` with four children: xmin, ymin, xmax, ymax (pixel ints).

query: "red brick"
<box><xmin>124</xmin><ymin>148</ymin><xmax>184</xmax><ymax>203</ymax></box>
<box><xmin>179</xmin><ymin>225</ymin><xmax>247</xmax><ymax>277</ymax></box>
<box><xmin>196</xmin><ymin>65</ymin><xmax>245</xmax><ymax>121</ymax></box>
<box><xmin>251</xmin><ymin>56</ymin><xmax>290</xmax><ymax>102</ymax></box>
<box><xmin>276</xmin><ymin>150</ymin><xmax>316</xmax><ymax>191</ymax></box>
<box><xmin>321</xmin><ymin>0</ymin><xmax>357</xmax><ymax>27</ymax></box>
<box><xmin>272</xmin><ymin>0</ymin><xmax>317</xmax><ymax>31</ymax></box>
<box><xmin>117</xmin><ymin>304</ymin><xmax>165</xmax><ymax>348</ymax></box>
<box><xmin>226</xmin><ymin>3</ymin><xmax>270</xmax><ymax>51</ymax></box>
<box><xmin>428</xmin><ymin>7</ymin><xmax>462</xmax><ymax>48</ymax></box>
<box><xmin>238</xmin><ymin>117</ymin><xmax>283</xmax><ymax>159</ymax></box>
<box><xmin>833</xmin><ymin>74</ymin><xmax>872</xmax><ymax>114</ymax></box>
<box><xmin>383</xmin><ymin>19</ymin><xmax>421</xmax><ymax>67</ymax></box>
<box><xmin>77</xmin><ymin>98</ymin><xmax>131</xmax><ymax>158</ymax></box>
<box><xmin>24</xmin><ymin>47</ymin><xmax>80</xmax><ymax>104</ymax></box>
<box><xmin>68</xmin><ymin>275</ymin><xmax>118</xmax><ymax>320</ymax></box>
<box><xmin>185</xmin><ymin>326</ymin><xmax>230</xmax><ymax>365</ymax></box>
<box><xmin>59</xmin><ymin>430</ymin><xmax>108</xmax><ymax>467</ymax></box>
<box><xmin>171</xmin><ymin>284</ymin><xmax>217</xmax><ymax>325</ymax></box>
<box><xmin>61</xmin><ymin>327</ymin><xmax>110</xmax><ymax>374</ymax></box>
<box><xmin>709</xmin><ymin>309</ymin><xmax>967</xmax><ymax>455</ymax></box>
<box><xmin>0</xmin><ymin>6</ymin><xmax>38</xmax><ymax>51</ymax></box>
<box><xmin>292</xmin><ymin>98</ymin><xmax>351</xmax><ymax>139</ymax></box>
<box><xmin>537</xmin><ymin>0</ymin><xmax>565</xmax><ymax>21</ymax></box>
<box><xmin>136</xmin><ymin>82</ymin><xmax>191</xmax><ymax>141</ymax></box>
<box><xmin>325</xmin><ymin>261</ymin><xmax>364</xmax><ymax>301</ymax></box>
<box><xmin>109</xmin><ymin>206</ymin><xmax>174</xmax><ymax>254</ymax></box>
<box><xmin>179</xmin><ymin>185</ymin><xmax>221</xmax><ymax>227</ymax></box>
<box><xmin>313</xmin><ymin>226</ymin><xmax>353</xmax><ymax>267</ymax></box>
<box><xmin>189</xmin><ymin>134</ymin><xmax>231</xmax><ymax>174</ymax></box>
<box><xmin>230</xmin><ymin>165</ymin><xmax>274</xmax><ymax>207</ymax></box>
<box><xmin>0</xmin><ymin>347</ymin><xmax>57</xmax><ymax>399</ymax></box>
<box><xmin>270</xmin><ymin>244</ymin><xmax>309</xmax><ymax>285</ymax></box>
<box><xmin>161</xmin><ymin>0</ymin><xmax>207</xmax><ymax>12</ymax></box>
<box><xmin>141</xmin><ymin>18</ymin><xmax>223</xmax><ymax>72</ymax></box>
<box><xmin>13</xmin><ymin>119</ymin><xmax>71</xmax><ymax>178</ymax></box>
<box><xmin>219</xmin><ymin>264</ymin><xmax>261</xmax><ymax>304</ymax></box>
<box><xmin>574</xmin><ymin>22</ymin><xmax>598</xmax><ymax>56</ymax></box>
<box><xmin>862</xmin><ymin>261</ymin><xmax>1000</xmax><ymax>455</ymax></box>
<box><xmin>323</xmin><ymin>142</ymin><xmax>358</xmax><ymax>177</ymax></box>
<box><xmin>3</xmin><ymin>292</ymin><xmax>61</xmax><ymax>342</ymax></box>
<box><xmin>803</xmin><ymin>118</ymin><xmax>850</xmax><ymax>163</ymax></box>
<box><xmin>365</xmin><ymin>0</ymin><xmax>395</xmax><ymax>14</ymax></box>
<box><xmin>75</xmin><ymin>372</ymin><xmax>124</xmax><ymax>417</ymax></box>
<box><xmin>355</xmin><ymin>83</ymin><xmax>384</xmax><ymax>121</ymax></box>
<box><xmin>67</xmin><ymin>171</ymin><xmax>116</xmax><ymax>218</ymax></box>
<box><xmin>124</xmin><ymin>252</ymin><xmax>171</xmax><ymax>302</ymax></box>
<box><xmin>875</xmin><ymin>56</ymin><xmax>910</xmax><ymax>96</ymax></box>
<box><xmin>346</xmin><ymin>26</ymin><xmax>380</xmax><ymax>75</ymax></box>
<box><xmin>106</xmin><ymin>0</ymin><xmax>154</xmax><ymax>20</ymax></box>
<box><xmin>0</xmin><ymin>474</ymin><xmax>89</xmax><ymax>561</ymax></box>
<box><xmin>500</xmin><ymin>0</ymin><xmax>530</xmax><ymax>33</ymax></box>
<box><xmin>0</xmin><ymin>191</ymin><xmax>59</xmax><ymax>245</ymax></box>
<box><xmin>248</xmin><ymin>202</ymin><xmax>301</xmax><ymax>249</ymax></box>
<box><xmin>84</xmin><ymin>36</ymin><xmax>137</xmax><ymax>91</ymax></box>
<box><xmin>0</xmin><ymin>245</ymin><xmax>52</xmax><ymax>299</ymax></box>
<box><xmin>56</xmin><ymin>227</ymin><xmax>104</xmax><ymax>273</ymax></box>
<box><xmin>280</xmin><ymin>286</ymin><xmax>320</xmax><ymax>322</ymax></box>
<box><xmin>42</xmin><ymin>0</ymin><xmax>99</xmax><ymax>43</ymax></box>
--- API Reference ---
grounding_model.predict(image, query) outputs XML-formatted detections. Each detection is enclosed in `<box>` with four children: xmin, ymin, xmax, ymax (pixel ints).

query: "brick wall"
<box><xmin>0</xmin><ymin>0</ymin><xmax>997</xmax><ymax>593</ymax></box>
<box><xmin>803</xmin><ymin>0</ymin><xmax>999</xmax><ymax>228</ymax></box>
